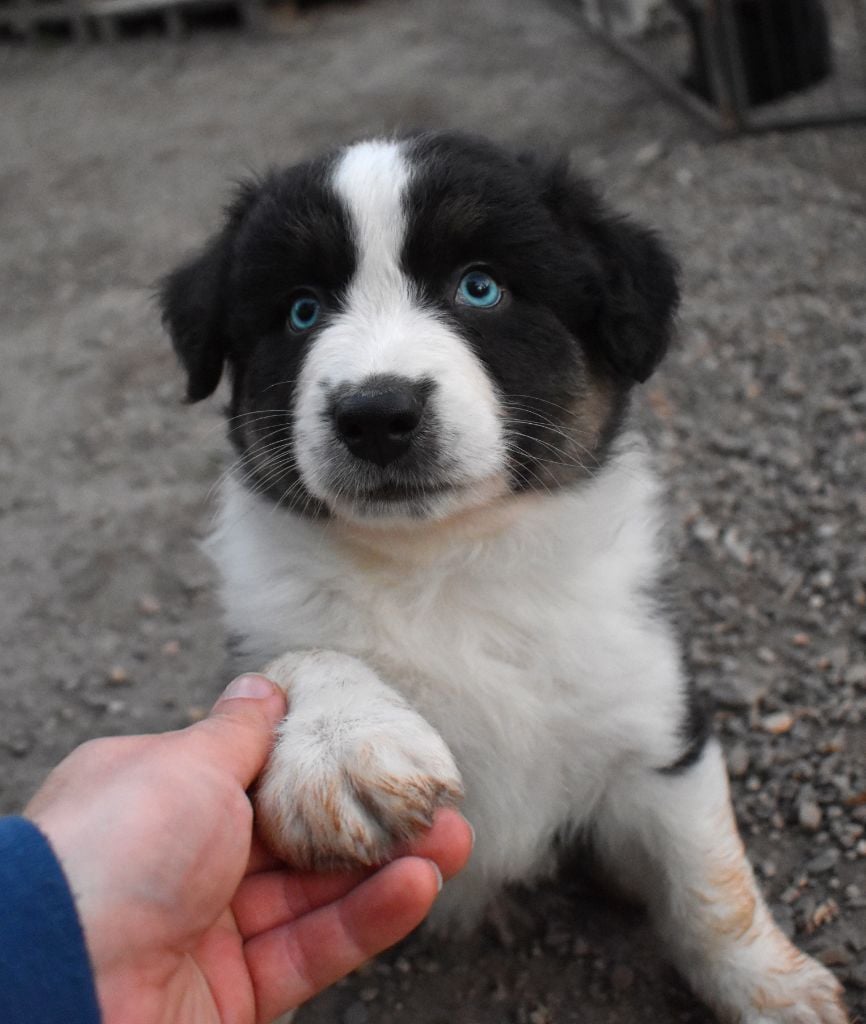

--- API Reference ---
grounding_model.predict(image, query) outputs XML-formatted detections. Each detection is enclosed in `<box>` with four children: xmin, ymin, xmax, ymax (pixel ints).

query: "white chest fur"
<box><xmin>209</xmin><ymin>439</ymin><xmax>688</xmax><ymax>906</ymax></box>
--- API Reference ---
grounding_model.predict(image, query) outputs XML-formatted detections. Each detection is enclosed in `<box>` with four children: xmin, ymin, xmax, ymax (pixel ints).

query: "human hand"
<box><xmin>25</xmin><ymin>674</ymin><xmax>474</xmax><ymax>1024</ymax></box>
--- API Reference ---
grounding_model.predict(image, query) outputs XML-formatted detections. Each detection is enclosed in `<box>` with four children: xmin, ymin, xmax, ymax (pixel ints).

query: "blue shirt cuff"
<box><xmin>0</xmin><ymin>815</ymin><xmax>102</xmax><ymax>1024</ymax></box>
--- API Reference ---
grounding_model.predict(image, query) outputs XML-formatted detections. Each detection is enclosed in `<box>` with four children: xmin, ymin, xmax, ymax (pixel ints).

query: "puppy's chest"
<box><xmin>282</xmin><ymin>550</ymin><xmax>623</xmax><ymax>730</ymax></box>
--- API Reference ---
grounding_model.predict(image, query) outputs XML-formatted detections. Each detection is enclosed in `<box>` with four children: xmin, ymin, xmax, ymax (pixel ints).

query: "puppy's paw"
<box><xmin>255</xmin><ymin>698</ymin><xmax>463</xmax><ymax>869</ymax></box>
<box><xmin>736</xmin><ymin>953</ymin><xmax>847</xmax><ymax>1024</ymax></box>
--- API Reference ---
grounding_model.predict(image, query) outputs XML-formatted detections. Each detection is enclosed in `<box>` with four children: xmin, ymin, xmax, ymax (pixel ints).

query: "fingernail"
<box><xmin>427</xmin><ymin>859</ymin><xmax>443</xmax><ymax>893</ymax></box>
<box><xmin>220</xmin><ymin>674</ymin><xmax>275</xmax><ymax>701</ymax></box>
<box><xmin>467</xmin><ymin>820</ymin><xmax>476</xmax><ymax>849</ymax></box>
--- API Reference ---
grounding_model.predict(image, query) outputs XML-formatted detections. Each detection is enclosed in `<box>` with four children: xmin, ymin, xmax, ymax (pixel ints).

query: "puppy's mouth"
<box><xmin>358</xmin><ymin>479</ymin><xmax>453</xmax><ymax>503</ymax></box>
<box><xmin>326</xmin><ymin>474</ymin><xmax>459</xmax><ymax>520</ymax></box>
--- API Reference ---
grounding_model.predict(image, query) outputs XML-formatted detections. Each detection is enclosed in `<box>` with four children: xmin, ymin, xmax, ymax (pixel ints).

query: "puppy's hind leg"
<box><xmin>592</xmin><ymin>741</ymin><xmax>847</xmax><ymax>1024</ymax></box>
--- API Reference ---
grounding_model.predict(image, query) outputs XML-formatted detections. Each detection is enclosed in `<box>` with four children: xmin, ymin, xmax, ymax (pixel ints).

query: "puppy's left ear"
<box><xmin>160</xmin><ymin>182</ymin><xmax>258</xmax><ymax>402</ymax></box>
<box><xmin>527</xmin><ymin>155</ymin><xmax>680</xmax><ymax>383</ymax></box>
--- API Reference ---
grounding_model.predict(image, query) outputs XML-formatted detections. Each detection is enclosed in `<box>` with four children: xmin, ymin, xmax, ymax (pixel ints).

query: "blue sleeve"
<box><xmin>0</xmin><ymin>816</ymin><xmax>102</xmax><ymax>1024</ymax></box>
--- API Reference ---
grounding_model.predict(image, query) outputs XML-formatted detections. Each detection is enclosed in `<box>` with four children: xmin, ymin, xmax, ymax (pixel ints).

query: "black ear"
<box><xmin>159</xmin><ymin>183</ymin><xmax>258</xmax><ymax>402</ymax></box>
<box><xmin>527</xmin><ymin>155</ymin><xmax>680</xmax><ymax>383</ymax></box>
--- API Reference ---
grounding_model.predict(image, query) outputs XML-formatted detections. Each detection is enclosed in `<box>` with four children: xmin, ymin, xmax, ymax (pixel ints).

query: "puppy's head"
<box><xmin>161</xmin><ymin>133</ymin><xmax>678</xmax><ymax>525</ymax></box>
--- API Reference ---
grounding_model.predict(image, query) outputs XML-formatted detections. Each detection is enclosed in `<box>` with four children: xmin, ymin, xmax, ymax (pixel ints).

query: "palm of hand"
<box><xmin>26</xmin><ymin>698</ymin><xmax>471</xmax><ymax>1024</ymax></box>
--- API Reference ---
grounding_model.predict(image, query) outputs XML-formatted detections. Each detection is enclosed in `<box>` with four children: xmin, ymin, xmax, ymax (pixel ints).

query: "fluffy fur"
<box><xmin>161</xmin><ymin>133</ymin><xmax>847</xmax><ymax>1024</ymax></box>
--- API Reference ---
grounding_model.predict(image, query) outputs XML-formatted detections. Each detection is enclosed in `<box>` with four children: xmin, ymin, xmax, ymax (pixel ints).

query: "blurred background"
<box><xmin>1</xmin><ymin>1</ymin><xmax>864</xmax><ymax>1020</ymax></box>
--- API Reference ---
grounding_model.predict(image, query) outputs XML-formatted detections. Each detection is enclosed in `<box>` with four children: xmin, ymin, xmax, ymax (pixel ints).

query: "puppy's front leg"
<box><xmin>254</xmin><ymin>651</ymin><xmax>463</xmax><ymax>870</ymax></box>
<box><xmin>595</xmin><ymin>741</ymin><xmax>847</xmax><ymax>1024</ymax></box>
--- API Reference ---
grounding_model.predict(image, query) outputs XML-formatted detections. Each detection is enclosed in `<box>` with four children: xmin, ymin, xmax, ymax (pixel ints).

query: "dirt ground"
<box><xmin>1</xmin><ymin>1</ymin><xmax>865</xmax><ymax>1021</ymax></box>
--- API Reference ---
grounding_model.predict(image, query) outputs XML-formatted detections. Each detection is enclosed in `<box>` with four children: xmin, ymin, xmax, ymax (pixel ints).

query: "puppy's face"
<box><xmin>162</xmin><ymin>134</ymin><xmax>678</xmax><ymax>525</ymax></box>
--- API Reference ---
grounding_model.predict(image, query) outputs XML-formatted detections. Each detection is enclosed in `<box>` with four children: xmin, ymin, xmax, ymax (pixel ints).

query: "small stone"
<box><xmin>138</xmin><ymin>594</ymin><xmax>161</xmax><ymax>616</ymax></box>
<box><xmin>761</xmin><ymin>711</ymin><xmax>795</xmax><ymax>735</ymax></box>
<box><xmin>727</xmin><ymin>743</ymin><xmax>750</xmax><ymax>778</ymax></box>
<box><xmin>717</xmin><ymin>676</ymin><xmax>766</xmax><ymax>710</ymax></box>
<box><xmin>691</xmin><ymin>517</ymin><xmax>718</xmax><ymax>543</ymax></box>
<box><xmin>806</xmin><ymin>848</ymin><xmax>840</xmax><ymax>874</ymax></box>
<box><xmin>634</xmin><ymin>140</ymin><xmax>663</xmax><ymax>166</ymax></box>
<box><xmin>106</xmin><ymin>665</ymin><xmax>129</xmax><ymax>686</ymax></box>
<box><xmin>816</xmin><ymin>946</ymin><xmax>852</xmax><ymax>967</ymax></box>
<box><xmin>5</xmin><ymin>733</ymin><xmax>33</xmax><ymax>757</ymax></box>
<box><xmin>843</xmin><ymin>664</ymin><xmax>866</xmax><ymax>688</ymax></box>
<box><xmin>798</xmin><ymin>799</ymin><xmax>823</xmax><ymax>833</ymax></box>
<box><xmin>723</xmin><ymin>527</ymin><xmax>753</xmax><ymax>566</ymax></box>
<box><xmin>359</xmin><ymin>986</ymin><xmax>378</xmax><ymax>1002</ymax></box>
<box><xmin>791</xmin><ymin>632</ymin><xmax>811</xmax><ymax>647</ymax></box>
<box><xmin>395</xmin><ymin>956</ymin><xmax>411</xmax><ymax>974</ymax></box>
<box><xmin>161</xmin><ymin>639</ymin><xmax>181</xmax><ymax>657</ymax></box>
<box><xmin>780</xmin><ymin>886</ymin><xmax>802</xmax><ymax>905</ymax></box>
<box><xmin>186</xmin><ymin>705</ymin><xmax>207</xmax><ymax>724</ymax></box>
<box><xmin>805</xmin><ymin>898</ymin><xmax>840</xmax><ymax>934</ymax></box>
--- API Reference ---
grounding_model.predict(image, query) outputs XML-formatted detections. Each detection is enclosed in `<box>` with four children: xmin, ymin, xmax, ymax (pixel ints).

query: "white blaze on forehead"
<box><xmin>331</xmin><ymin>139</ymin><xmax>411</xmax><ymax>300</ymax></box>
<box><xmin>292</xmin><ymin>137</ymin><xmax>508</xmax><ymax>515</ymax></box>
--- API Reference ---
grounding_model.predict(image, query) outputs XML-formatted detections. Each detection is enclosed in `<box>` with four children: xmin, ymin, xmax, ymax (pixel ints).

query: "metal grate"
<box><xmin>566</xmin><ymin>0</ymin><xmax>866</xmax><ymax>134</ymax></box>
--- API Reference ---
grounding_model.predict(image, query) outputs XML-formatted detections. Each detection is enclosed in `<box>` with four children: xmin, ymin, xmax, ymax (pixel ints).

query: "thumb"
<box><xmin>185</xmin><ymin>674</ymin><xmax>288</xmax><ymax>789</ymax></box>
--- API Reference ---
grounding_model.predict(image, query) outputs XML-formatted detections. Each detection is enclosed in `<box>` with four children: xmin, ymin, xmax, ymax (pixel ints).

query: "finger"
<box><xmin>393</xmin><ymin>807</ymin><xmax>474</xmax><ymax>881</ymax></box>
<box><xmin>234</xmin><ymin>867</ymin><xmax>371</xmax><ymax>940</ymax></box>
<box><xmin>237</xmin><ymin>808</ymin><xmax>473</xmax><ymax>939</ymax></box>
<box><xmin>183</xmin><ymin>675</ymin><xmax>288</xmax><ymax>790</ymax></box>
<box><xmin>246</xmin><ymin>856</ymin><xmax>441</xmax><ymax>1021</ymax></box>
<box><xmin>246</xmin><ymin>833</ymin><xmax>284</xmax><ymax>876</ymax></box>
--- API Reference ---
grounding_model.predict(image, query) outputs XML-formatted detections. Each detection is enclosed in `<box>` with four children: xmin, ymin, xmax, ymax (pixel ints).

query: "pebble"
<box><xmin>843</xmin><ymin>664</ymin><xmax>866</xmax><ymax>688</ymax></box>
<box><xmin>137</xmin><ymin>594</ymin><xmax>162</xmax><ymax>616</ymax></box>
<box><xmin>727</xmin><ymin>743</ymin><xmax>750</xmax><ymax>777</ymax></box>
<box><xmin>798</xmin><ymin>799</ymin><xmax>823</xmax><ymax>833</ymax></box>
<box><xmin>634</xmin><ymin>140</ymin><xmax>663</xmax><ymax>167</ymax></box>
<box><xmin>106</xmin><ymin>665</ymin><xmax>129</xmax><ymax>686</ymax></box>
<box><xmin>5</xmin><ymin>733</ymin><xmax>33</xmax><ymax>757</ymax></box>
<box><xmin>817</xmin><ymin>946</ymin><xmax>852</xmax><ymax>967</ymax></box>
<box><xmin>716</xmin><ymin>676</ymin><xmax>766</xmax><ymax>710</ymax></box>
<box><xmin>761</xmin><ymin>711</ymin><xmax>795</xmax><ymax>735</ymax></box>
<box><xmin>806</xmin><ymin>848</ymin><xmax>840</xmax><ymax>874</ymax></box>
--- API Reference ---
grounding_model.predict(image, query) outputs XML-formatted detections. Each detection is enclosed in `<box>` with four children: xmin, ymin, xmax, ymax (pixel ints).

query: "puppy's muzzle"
<box><xmin>333</xmin><ymin>378</ymin><xmax>430</xmax><ymax>468</ymax></box>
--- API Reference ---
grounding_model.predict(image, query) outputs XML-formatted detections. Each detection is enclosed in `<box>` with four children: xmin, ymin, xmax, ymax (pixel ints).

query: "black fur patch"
<box><xmin>161</xmin><ymin>132</ymin><xmax>679</xmax><ymax>513</ymax></box>
<box><xmin>403</xmin><ymin>132</ymin><xmax>678</xmax><ymax>493</ymax></box>
<box><xmin>658</xmin><ymin>680</ymin><xmax>712</xmax><ymax>775</ymax></box>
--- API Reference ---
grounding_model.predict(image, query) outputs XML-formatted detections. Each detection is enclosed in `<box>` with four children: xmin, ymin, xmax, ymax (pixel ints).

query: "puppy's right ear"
<box><xmin>160</xmin><ymin>183</ymin><xmax>258</xmax><ymax>403</ymax></box>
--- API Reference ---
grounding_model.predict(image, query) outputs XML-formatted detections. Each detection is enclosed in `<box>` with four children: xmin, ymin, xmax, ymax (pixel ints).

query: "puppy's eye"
<box><xmin>288</xmin><ymin>294</ymin><xmax>321</xmax><ymax>332</ymax></box>
<box><xmin>456</xmin><ymin>270</ymin><xmax>502</xmax><ymax>309</ymax></box>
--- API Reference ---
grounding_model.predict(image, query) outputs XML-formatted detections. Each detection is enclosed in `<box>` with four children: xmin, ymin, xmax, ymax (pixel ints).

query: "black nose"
<box><xmin>334</xmin><ymin>383</ymin><xmax>428</xmax><ymax>467</ymax></box>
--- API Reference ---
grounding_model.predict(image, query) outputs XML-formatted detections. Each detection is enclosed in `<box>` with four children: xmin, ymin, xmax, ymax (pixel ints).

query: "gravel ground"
<box><xmin>1</xmin><ymin>1</ymin><xmax>864</xmax><ymax>1021</ymax></box>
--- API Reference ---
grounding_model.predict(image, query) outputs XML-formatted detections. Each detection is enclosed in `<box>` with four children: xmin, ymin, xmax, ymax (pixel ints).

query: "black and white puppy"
<box><xmin>161</xmin><ymin>133</ymin><xmax>847</xmax><ymax>1024</ymax></box>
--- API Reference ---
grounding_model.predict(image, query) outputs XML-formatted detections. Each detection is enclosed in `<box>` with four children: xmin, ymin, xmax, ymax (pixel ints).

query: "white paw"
<box><xmin>255</xmin><ymin>673</ymin><xmax>463</xmax><ymax>869</ymax></box>
<box><xmin>735</xmin><ymin>952</ymin><xmax>848</xmax><ymax>1024</ymax></box>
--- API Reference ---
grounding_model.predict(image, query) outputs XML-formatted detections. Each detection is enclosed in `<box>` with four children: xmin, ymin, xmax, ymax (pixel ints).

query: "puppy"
<box><xmin>161</xmin><ymin>132</ymin><xmax>847</xmax><ymax>1024</ymax></box>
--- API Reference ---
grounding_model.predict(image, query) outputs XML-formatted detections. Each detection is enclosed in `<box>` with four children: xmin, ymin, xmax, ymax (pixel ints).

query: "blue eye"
<box><xmin>456</xmin><ymin>270</ymin><xmax>502</xmax><ymax>309</ymax></box>
<box><xmin>288</xmin><ymin>294</ymin><xmax>320</xmax><ymax>332</ymax></box>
